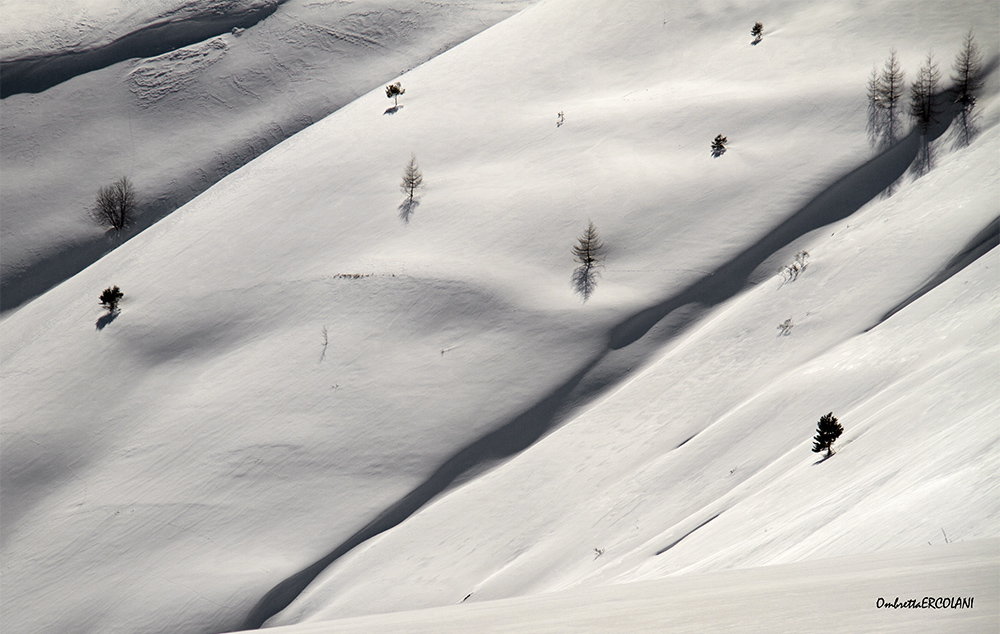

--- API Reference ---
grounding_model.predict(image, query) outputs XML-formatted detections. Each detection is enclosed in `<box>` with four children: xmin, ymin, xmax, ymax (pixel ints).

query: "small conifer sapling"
<box><xmin>711</xmin><ymin>134</ymin><xmax>728</xmax><ymax>157</ymax></box>
<box><xmin>385</xmin><ymin>82</ymin><xmax>405</xmax><ymax>106</ymax></box>
<box><xmin>811</xmin><ymin>412</ymin><xmax>843</xmax><ymax>458</ymax></box>
<box><xmin>99</xmin><ymin>286</ymin><xmax>124</xmax><ymax>312</ymax></box>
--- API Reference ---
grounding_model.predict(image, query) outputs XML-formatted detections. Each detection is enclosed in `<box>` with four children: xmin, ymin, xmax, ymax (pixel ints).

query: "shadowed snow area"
<box><xmin>0</xmin><ymin>1</ymin><xmax>287</xmax><ymax>97</ymax></box>
<box><xmin>242</xmin><ymin>88</ymin><xmax>979</xmax><ymax>629</ymax></box>
<box><xmin>1</xmin><ymin>0</ymin><xmax>998</xmax><ymax>633</ymax></box>
<box><xmin>0</xmin><ymin>0</ymin><xmax>537</xmax><ymax>313</ymax></box>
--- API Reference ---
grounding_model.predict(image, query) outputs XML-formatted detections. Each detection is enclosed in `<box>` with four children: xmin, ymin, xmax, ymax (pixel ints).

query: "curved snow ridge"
<box><xmin>0</xmin><ymin>0</ymin><xmax>286</xmax><ymax>98</ymax></box>
<box><xmin>869</xmin><ymin>216</ymin><xmax>999</xmax><ymax>329</ymax></box>
<box><xmin>241</xmin><ymin>106</ymin><xmax>967</xmax><ymax>631</ymax></box>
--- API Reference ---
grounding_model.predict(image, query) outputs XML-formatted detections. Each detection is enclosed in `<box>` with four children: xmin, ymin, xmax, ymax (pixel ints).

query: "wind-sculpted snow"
<box><xmin>1</xmin><ymin>1</ymin><xmax>996</xmax><ymax>633</ymax></box>
<box><xmin>0</xmin><ymin>0</ymin><xmax>536</xmax><ymax>313</ymax></box>
<box><xmin>244</xmin><ymin>108</ymin><xmax>973</xmax><ymax>628</ymax></box>
<box><xmin>0</xmin><ymin>1</ymin><xmax>286</xmax><ymax>98</ymax></box>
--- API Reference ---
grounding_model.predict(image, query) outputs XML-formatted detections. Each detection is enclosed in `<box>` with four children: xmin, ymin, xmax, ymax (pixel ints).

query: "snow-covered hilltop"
<box><xmin>1</xmin><ymin>1</ymin><xmax>997</xmax><ymax>633</ymax></box>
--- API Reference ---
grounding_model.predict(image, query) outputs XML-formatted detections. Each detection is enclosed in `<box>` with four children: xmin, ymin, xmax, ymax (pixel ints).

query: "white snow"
<box><xmin>0</xmin><ymin>0</ymin><xmax>536</xmax><ymax>310</ymax></box>
<box><xmin>1</xmin><ymin>0</ymin><xmax>997</xmax><ymax>633</ymax></box>
<box><xmin>248</xmin><ymin>539</ymin><xmax>999</xmax><ymax>634</ymax></box>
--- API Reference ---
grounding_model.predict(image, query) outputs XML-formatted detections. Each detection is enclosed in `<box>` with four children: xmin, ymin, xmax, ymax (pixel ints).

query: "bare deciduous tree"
<box><xmin>866</xmin><ymin>65</ymin><xmax>887</xmax><ymax>149</ymax></box>
<box><xmin>952</xmin><ymin>31</ymin><xmax>984</xmax><ymax>147</ymax></box>
<box><xmin>878</xmin><ymin>50</ymin><xmax>906</xmax><ymax>146</ymax></box>
<box><xmin>572</xmin><ymin>220</ymin><xmax>605</xmax><ymax>301</ymax></box>
<box><xmin>92</xmin><ymin>176</ymin><xmax>137</xmax><ymax>232</ymax></box>
<box><xmin>909</xmin><ymin>52</ymin><xmax>941</xmax><ymax>176</ymax></box>
<box><xmin>909</xmin><ymin>52</ymin><xmax>941</xmax><ymax>134</ymax></box>
<box><xmin>398</xmin><ymin>154</ymin><xmax>423</xmax><ymax>222</ymax></box>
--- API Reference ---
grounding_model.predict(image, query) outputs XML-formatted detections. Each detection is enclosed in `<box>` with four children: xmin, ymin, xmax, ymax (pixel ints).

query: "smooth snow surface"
<box><xmin>1</xmin><ymin>0</ymin><xmax>998</xmax><ymax>633</ymax></box>
<box><xmin>247</xmin><ymin>539</ymin><xmax>999</xmax><ymax>634</ymax></box>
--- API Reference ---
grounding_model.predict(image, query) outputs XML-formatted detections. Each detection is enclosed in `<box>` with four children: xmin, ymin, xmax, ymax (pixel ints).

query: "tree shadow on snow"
<box><xmin>239</xmin><ymin>77</ymin><xmax>975</xmax><ymax>633</ymax></box>
<box><xmin>384</xmin><ymin>105</ymin><xmax>404</xmax><ymax>115</ymax></box>
<box><xmin>398</xmin><ymin>198</ymin><xmax>419</xmax><ymax>222</ymax></box>
<box><xmin>95</xmin><ymin>310</ymin><xmax>119</xmax><ymax>331</ymax></box>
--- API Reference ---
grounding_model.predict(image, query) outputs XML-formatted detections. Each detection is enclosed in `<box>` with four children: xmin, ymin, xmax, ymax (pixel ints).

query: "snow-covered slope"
<box><xmin>1</xmin><ymin>0</ymin><xmax>997</xmax><ymax>633</ymax></box>
<box><xmin>0</xmin><ymin>0</ymin><xmax>535</xmax><ymax>311</ymax></box>
<box><xmin>250</xmin><ymin>539</ymin><xmax>1000</xmax><ymax>634</ymax></box>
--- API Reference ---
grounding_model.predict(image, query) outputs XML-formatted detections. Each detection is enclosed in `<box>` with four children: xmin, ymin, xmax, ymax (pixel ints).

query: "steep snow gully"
<box><xmin>238</xmin><ymin>91</ymin><xmax>995</xmax><ymax>631</ymax></box>
<box><xmin>0</xmin><ymin>1</ymin><xmax>288</xmax><ymax>98</ymax></box>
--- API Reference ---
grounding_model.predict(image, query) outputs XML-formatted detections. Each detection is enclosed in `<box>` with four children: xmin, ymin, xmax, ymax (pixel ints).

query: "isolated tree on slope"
<box><xmin>711</xmin><ymin>134</ymin><xmax>728</xmax><ymax>157</ymax></box>
<box><xmin>811</xmin><ymin>412</ymin><xmax>843</xmax><ymax>458</ymax></box>
<box><xmin>398</xmin><ymin>154</ymin><xmax>423</xmax><ymax>222</ymax></box>
<box><xmin>386</xmin><ymin>82</ymin><xmax>405</xmax><ymax>107</ymax></box>
<box><xmin>952</xmin><ymin>31</ymin><xmax>984</xmax><ymax>147</ymax></box>
<box><xmin>99</xmin><ymin>285</ymin><xmax>123</xmax><ymax>312</ymax></box>
<box><xmin>401</xmin><ymin>154</ymin><xmax>423</xmax><ymax>204</ymax></box>
<box><xmin>572</xmin><ymin>220</ymin><xmax>605</xmax><ymax>301</ymax></box>
<box><xmin>92</xmin><ymin>176</ymin><xmax>137</xmax><ymax>232</ymax></box>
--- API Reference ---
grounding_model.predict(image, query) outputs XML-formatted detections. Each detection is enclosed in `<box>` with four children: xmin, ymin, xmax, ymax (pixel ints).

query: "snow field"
<box><xmin>1</xmin><ymin>0</ymin><xmax>997</xmax><ymax>632</ymax></box>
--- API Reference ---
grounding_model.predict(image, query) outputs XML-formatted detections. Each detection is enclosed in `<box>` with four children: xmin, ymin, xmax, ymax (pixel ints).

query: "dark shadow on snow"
<box><xmin>398</xmin><ymin>198</ymin><xmax>419</xmax><ymax>223</ymax></box>
<box><xmin>0</xmin><ymin>1</ymin><xmax>287</xmax><ymax>98</ymax></box>
<box><xmin>95</xmin><ymin>310</ymin><xmax>120</xmax><ymax>331</ymax></box>
<box><xmin>240</xmin><ymin>355</ymin><xmax>604</xmax><ymax>630</ymax></box>
<box><xmin>655</xmin><ymin>513</ymin><xmax>721</xmax><ymax>555</ymax></box>
<box><xmin>384</xmin><ymin>105</ymin><xmax>404</xmax><ymax>115</ymax></box>
<box><xmin>867</xmin><ymin>216</ymin><xmax>999</xmax><ymax>331</ymax></box>
<box><xmin>238</xmin><ymin>80</ymin><xmax>973</xmax><ymax>633</ymax></box>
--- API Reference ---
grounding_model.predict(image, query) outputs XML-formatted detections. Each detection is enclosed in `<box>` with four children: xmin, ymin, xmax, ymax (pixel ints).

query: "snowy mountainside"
<box><xmin>0</xmin><ymin>0</ymin><xmax>536</xmax><ymax>311</ymax></box>
<box><xmin>252</xmin><ymin>539</ymin><xmax>999</xmax><ymax>634</ymax></box>
<box><xmin>1</xmin><ymin>0</ymin><xmax>998</xmax><ymax>633</ymax></box>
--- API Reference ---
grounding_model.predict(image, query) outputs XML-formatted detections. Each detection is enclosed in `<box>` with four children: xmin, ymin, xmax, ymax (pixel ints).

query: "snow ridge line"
<box><xmin>868</xmin><ymin>215</ymin><xmax>999</xmax><ymax>330</ymax></box>
<box><xmin>235</xmin><ymin>96</ymin><xmax>970</xmax><ymax>632</ymax></box>
<box><xmin>0</xmin><ymin>1</ymin><xmax>288</xmax><ymax>98</ymax></box>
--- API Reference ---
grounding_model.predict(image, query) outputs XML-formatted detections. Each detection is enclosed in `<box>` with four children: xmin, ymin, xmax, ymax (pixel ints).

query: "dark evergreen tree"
<box><xmin>572</xmin><ymin>220</ymin><xmax>605</xmax><ymax>300</ymax></box>
<box><xmin>811</xmin><ymin>412</ymin><xmax>843</xmax><ymax>458</ymax></box>
<box><xmin>952</xmin><ymin>31</ymin><xmax>984</xmax><ymax>147</ymax></box>
<box><xmin>99</xmin><ymin>285</ymin><xmax>124</xmax><ymax>312</ymax></box>
<box><xmin>751</xmin><ymin>22</ymin><xmax>763</xmax><ymax>44</ymax></box>
<box><xmin>711</xmin><ymin>134</ymin><xmax>728</xmax><ymax>157</ymax></box>
<box><xmin>385</xmin><ymin>81</ymin><xmax>405</xmax><ymax>106</ymax></box>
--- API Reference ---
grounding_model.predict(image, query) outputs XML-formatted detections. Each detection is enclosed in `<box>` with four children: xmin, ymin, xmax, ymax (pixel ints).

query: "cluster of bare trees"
<box><xmin>866</xmin><ymin>32</ymin><xmax>984</xmax><ymax>179</ymax></box>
